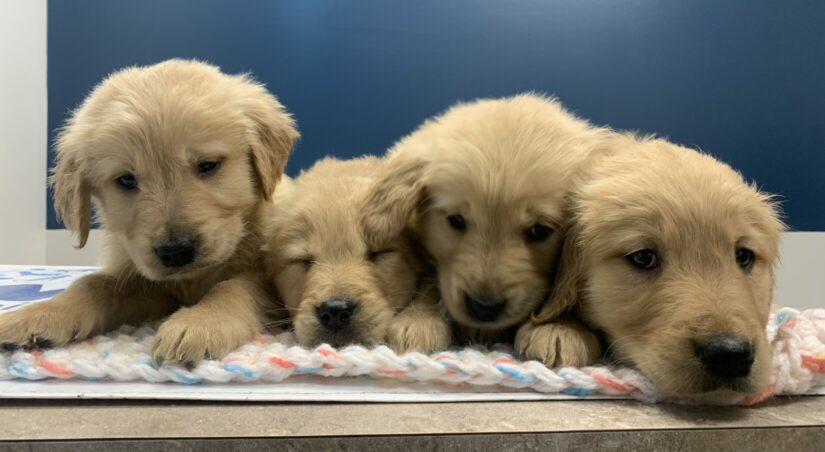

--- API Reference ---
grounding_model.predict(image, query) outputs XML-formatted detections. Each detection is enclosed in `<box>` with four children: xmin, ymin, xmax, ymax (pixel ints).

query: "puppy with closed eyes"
<box><xmin>362</xmin><ymin>94</ymin><xmax>610</xmax><ymax>361</ymax></box>
<box><xmin>0</xmin><ymin>59</ymin><xmax>298</xmax><ymax>363</ymax></box>
<box><xmin>264</xmin><ymin>156</ymin><xmax>439</xmax><ymax>350</ymax></box>
<box><xmin>524</xmin><ymin>135</ymin><xmax>783</xmax><ymax>397</ymax></box>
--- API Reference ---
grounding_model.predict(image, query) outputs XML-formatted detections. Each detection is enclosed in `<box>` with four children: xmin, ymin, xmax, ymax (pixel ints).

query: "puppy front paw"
<box><xmin>152</xmin><ymin>307</ymin><xmax>258</xmax><ymax>364</ymax></box>
<box><xmin>515</xmin><ymin>321</ymin><xmax>602</xmax><ymax>368</ymax></box>
<box><xmin>386</xmin><ymin>312</ymin><xmax>451</xmax><ymax>354</ymax></box>
<box><xmin>0</xmin><ymin>299</ymin><xmax>98</xmax><ymax>350</ymax></box>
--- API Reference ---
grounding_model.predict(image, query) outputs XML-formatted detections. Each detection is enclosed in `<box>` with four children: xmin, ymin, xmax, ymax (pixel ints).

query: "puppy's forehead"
<box><xmin>425</xmin><ymin>142</ymin><xmax>575</xmax><ymax>223</ymax></box>
<box><xmin>81</xmin><ymin>66</ymin><xmax>252</xmax><ymax>164</ymax></box>
<box><xmin>579</xmin><ymin>143</ymin><xmax>778</xmax><ymax>252</ymax></box>
<box><xmin>94</xmin><ymin>101</ymin><xmax>246</xmax><ymax>152</ymax></box>
<box><xmin>279</xmin><ymin>184</ymin><xmax>368</xmax><ymax>256</ymax></box>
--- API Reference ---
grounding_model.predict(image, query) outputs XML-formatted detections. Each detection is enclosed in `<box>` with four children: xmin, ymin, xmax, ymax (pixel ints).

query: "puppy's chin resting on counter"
<box><xmin>527</xmin><ymin>135</ymin><xmax>783</xmax><ymax>398</ymax></box>
<box><xmin>0</xmin><ymin>59</ymin><xmax>298</xmax><ymax>363</ymax></box>
<box><xmin>263</xmin><ymin>156</ymin><xmax>438</xmax><ymax>352</ymax></box>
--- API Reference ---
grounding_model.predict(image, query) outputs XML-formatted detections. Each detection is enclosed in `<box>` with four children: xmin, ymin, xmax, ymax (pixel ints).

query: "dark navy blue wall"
<box><xmin>48</xmin><ymin>0</ymin><xmax>825</xmax><ymax>230</ymax></box>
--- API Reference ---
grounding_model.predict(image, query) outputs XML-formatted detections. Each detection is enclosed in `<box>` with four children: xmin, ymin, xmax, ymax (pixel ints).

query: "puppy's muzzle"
<box><xmin>154</xmin><ymin>234</ymin><xmax>198</xmax><ymax>268</ymax></box>
<box><xmin>316</xmin><ymin>298</ymin><xmax>357</xmax><ymax>332</ymax></box>
<box><xmin>464</xmin><ymin>292</ymin><xmax>506</xmax><ymax>322</ymax></box>
<box><xmin>696</xmin><ymin>334</ymin><xmax>754</xmax><ymax>380</ymax></box>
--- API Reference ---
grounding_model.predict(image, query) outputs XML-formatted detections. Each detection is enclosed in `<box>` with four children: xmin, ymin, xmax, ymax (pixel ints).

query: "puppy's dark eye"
<box><xmin>447</xmin><ymin>214</ymin><xmax>466</xmax><ymax>231</ymax></box>
<box><xmin>197</xmin><ymin>161</ymin><xmax>221</xmax><ymax>175</ymax></box>
<box><xmin>626</xmin><ymin>249</ymin><xmax>659</xmax><ymax>270</ymax></box>
<box><xmin>736</xmin><ymin>247</ymin><xmax>755</xmax><ymax>270</ymax></box>
<box><xmin>525</xmin><ymin>224</ymin><xmax>553</xmax><ymax>243</ymax></box>
<box><xmin>115</xmin><ymin>174</ymin><xmax>138</xmax><ymax>191</ymax></box>
<box><xmin>367</xmin><ymin>249</ymin><xmax>394</xmax><ymax>262</ymax></box>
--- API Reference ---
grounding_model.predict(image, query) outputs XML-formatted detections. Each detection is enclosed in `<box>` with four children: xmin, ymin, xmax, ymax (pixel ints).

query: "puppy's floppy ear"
<box><xmin>361</xmin><ymin>155</ymin><xmax>427</xmax><ymax>249</ymax></box>
<box><xmin>532</xmin><ymin>222</ymin><xmax>587</xmax><ymax>324</ymax></box>
<box><xmin>49</xmin><ymin>137</ymin><xmax>92</xmax><ymax>248</ymax></box>
<box><xmin>261</xmin><ymin>176</ymin><xmax>298</xmax><ymax>278</ymax></box>
<box><xmin>243</xmin><ymin>85</ymin><xmax>299</xmax><ymax>201</ymax></box>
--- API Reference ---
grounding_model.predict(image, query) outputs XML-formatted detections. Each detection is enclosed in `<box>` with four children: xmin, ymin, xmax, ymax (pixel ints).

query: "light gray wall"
<box><xmin>774</xmin><ymin>232</ymin><xmax>825</xmax><ymax>310</ymax></box>
<box><xmin>0</xmin><ymin>0</ymin><xmax>46</xmax><ymax>265</ymax></box>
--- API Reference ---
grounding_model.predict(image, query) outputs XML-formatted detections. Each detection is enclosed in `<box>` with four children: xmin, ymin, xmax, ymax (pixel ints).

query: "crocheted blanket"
<box><xmin>1</xmin><ymin>266</ymin><xmax>823</xmax><ymax>405</ymax></box>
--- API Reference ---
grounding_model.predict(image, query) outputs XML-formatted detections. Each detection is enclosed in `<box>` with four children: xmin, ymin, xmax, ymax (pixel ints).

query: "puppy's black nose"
<box><xmin>696</xmin><ymin>335</ymin><xmax>754</xmax><ymax>379</ymax></box>
<box><xmin>464</xmin><ymin>292</ymin><xmax>506</xmax><ymax>322</ymax></box>
<box><xmin>317</xmin><ymin>298</ymin><xmax>356</xmax><ymax>331</ymax></box>
<box><xmin>154</xmin><ymin>235</ymin><xmax>197</xmax><ymax>268</ymax></box>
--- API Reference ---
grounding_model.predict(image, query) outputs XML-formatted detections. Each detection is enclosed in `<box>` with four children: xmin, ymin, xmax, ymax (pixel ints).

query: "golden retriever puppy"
<box><xmin>527</xmin><ymin>135</ymin><xmax>783</xmax><ymax>397</ymax></box>
<box><xmin>264</xmin><ymin>156</ymin><xmax>434</xmax><ymax>349</ymax></box>
<box><xmin>361</xmin><ymin>94</ymin><xmax>610</xmax><ymax>360</ymax></box>
<box><xmin>0</xmin><ymin>59</ymin><xmax>298</xmax><ymax>362</ymax></box>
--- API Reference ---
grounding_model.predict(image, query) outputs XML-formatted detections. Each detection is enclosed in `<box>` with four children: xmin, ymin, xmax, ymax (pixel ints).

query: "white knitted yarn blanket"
<box><xmin>0</xmin><ymin>266</ymin><xmax>823</xmax><ymax>405</ymax></box>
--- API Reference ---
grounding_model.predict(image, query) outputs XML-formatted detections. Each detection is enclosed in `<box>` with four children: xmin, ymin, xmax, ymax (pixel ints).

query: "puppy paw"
<box><xmin>386</xmin><ymin>312</ymin><xmax>451</xmax><ymax>354</ymax></box>
<box><xmin>151</xmin><ymin>307</ymin><xmax>258</xmax><ymax>364</ymax></box>
<box><xmin>515</xmin><ymin>321</ymin><xmax>602</xmax><ymax>368</ymax></box>
<box><xmin>0</xmin><ymin>299</ymin><xmax>98</xmax><ymax>351</ymax></box>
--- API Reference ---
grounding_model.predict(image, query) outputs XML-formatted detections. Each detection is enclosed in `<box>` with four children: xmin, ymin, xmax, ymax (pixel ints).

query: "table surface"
<box><xmin>0</xmin><ymin>396</ymin><xmax>821</xmax><ymax>439</ymax></box>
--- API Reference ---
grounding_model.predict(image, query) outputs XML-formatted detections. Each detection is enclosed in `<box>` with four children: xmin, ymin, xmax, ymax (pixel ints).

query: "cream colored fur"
<box><xmin>263</xmin><ymin>156</ymin><xmax>440</xmax><ymax>351</ymax></box>
<box><xmin>529</xmin><ymin>135</ymin><xmax>783</xmax><ymax>396</ymax></box>
<box><xmin>361</xmin><ymin>94</ymin><xmax>612</xmax><ymax>358</ymax></box>
<box><xmin>0</xmin><ymin>59</ymin><xmax>298</xmax><ymax>363</ymax></box>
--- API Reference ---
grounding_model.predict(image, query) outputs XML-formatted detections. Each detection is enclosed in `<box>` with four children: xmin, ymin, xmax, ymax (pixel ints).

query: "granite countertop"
<box><xmin>0</xmin><ymin>397</ymin><xmax>822</xmax><ymax>450</ymax></box>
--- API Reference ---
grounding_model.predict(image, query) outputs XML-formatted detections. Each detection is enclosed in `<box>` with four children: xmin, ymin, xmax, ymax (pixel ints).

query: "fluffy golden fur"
<box><xmin>528</xmin><ymin>135</ymin><xmax>783</xmax><ymax>396</ymax></box>
<box><xmin>264</xmin><ymin>156</ymin><xmax>435</xmax><ymax>350</ymax></box>
<box><xmin>0</xmin><ymin>59</ymin><xmax>298</xmax><ymax>362</ymax></box>
<box><xmin>362</xmin><ymin>94</ymin><xmax>611</xmax><ymax>358</ymax></box>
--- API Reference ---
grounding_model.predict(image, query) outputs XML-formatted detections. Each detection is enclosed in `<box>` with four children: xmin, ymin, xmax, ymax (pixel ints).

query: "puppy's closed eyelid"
<box><xmin>367</xmin><ymin>249</ymin><xmax>395</xmax><ymax>262</ymax></box>
<box><xmin>287</xmin><ymin>256</ymin><xmax>315</xmax><ymax>267</ymax></box>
